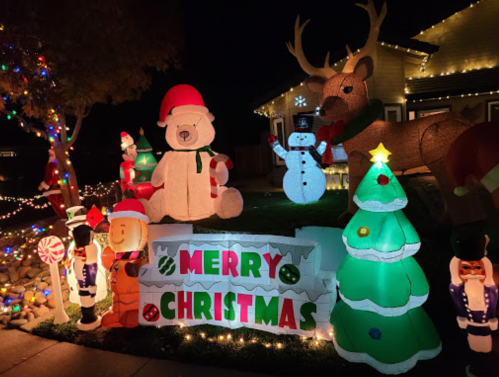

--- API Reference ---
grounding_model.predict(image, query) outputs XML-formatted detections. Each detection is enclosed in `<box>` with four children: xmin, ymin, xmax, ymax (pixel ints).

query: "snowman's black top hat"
<box><xmin>293</xmin><ymin>115</ymin><xmax>313</xmax><ymax>133</ymax></box>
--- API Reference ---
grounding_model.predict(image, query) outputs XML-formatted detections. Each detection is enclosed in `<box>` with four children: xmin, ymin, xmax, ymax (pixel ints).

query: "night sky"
<box><xmin>0</xmin><ymin>0</ymin><xmax>474</xmax><ymax>189</ymax></box>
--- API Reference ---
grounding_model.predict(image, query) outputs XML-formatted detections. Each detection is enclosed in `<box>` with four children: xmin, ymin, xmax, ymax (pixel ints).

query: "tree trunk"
<box><xmin>56</xmin><ymin>148</ymin><xmax>81</xmax><ymax>209</ymax></box>
<box><xmin>49</xmin><ymin>118</ymin><xmax>81</xmax><ymax>210</ymax></box>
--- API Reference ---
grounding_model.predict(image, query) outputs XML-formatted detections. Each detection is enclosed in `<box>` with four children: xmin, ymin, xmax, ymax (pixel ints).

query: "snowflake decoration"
<box><xmin>315</xmin><ymin>105</ymin><xmax>321</xmax><ymax>116</ymax></box>
<box><xmin>294</xmin><ymin>95</ymin><xmax>307</xmax><ymax>107</ymax></box>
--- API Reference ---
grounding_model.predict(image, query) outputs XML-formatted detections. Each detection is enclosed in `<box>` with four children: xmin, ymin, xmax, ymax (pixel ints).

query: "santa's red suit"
<box><xmin>119</xmin><ymin>159</ymin><xmax>136</xmax><ymax>194</ymax></box>
<box><xmin>39</xmin><ymin>150</ymin><xmax>66</xmax><ymax>218</ymax></box>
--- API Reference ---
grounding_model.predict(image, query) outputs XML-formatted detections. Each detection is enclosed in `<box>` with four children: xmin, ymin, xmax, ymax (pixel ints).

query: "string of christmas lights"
<box><xmin>0</xmin><ymin>181</ymin><xmax>118</xmax><ymax>220</ymax></box>
<box><xmin>161</xmin><ymin>326</ymin><xmax>334</xmax><ymax>349</ymax></box>
<box><xmin>409</xmin><ymin>89</ymin><xmax>499</xmax><ymax>103</ymax></box>
<box><xmin>0</xmin><ymin>222</ymin><xmax>70</xmax><ymax>316</ymax></box>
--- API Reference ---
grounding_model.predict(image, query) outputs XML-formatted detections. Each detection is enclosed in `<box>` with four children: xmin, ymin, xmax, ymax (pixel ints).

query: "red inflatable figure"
<box><xmin>446</xmin><ymin>122</ymin><xmax>499</xmax><ymax>209</ymax></box>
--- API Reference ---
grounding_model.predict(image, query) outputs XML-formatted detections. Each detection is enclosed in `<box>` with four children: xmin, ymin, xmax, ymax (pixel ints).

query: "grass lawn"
<box><xmin>156</xmin><ymin>190</ymin><xmax>350</xmax><ymax>236</ymax></box>
<box><xmin>33</xmin><ymin>190</ymin><xmax>499</xmax><ymax>376</ymax></box>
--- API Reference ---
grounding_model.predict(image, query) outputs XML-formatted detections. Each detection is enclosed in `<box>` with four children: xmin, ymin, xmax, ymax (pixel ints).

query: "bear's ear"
<box><xmin>206</xmin><ymin>112</ymin><xmax>215</xmax><ymax>122</ymax></box>
<box><xmin>157</xmin><ymin>115</ymin><xmax>172</xmax><ymax>128</ymax></box>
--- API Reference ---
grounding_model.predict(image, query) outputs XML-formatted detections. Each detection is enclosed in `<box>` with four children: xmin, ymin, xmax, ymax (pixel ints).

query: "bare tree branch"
<box><xmin>67</xmin><ymin>115</ymin><xmax>83</xmax><ymax>148</ymax></box>
<box><xmin>60</xmin><ymin>112</ymin><xmax>67</xmax><ymax>147</ymax></box>
<box><xmin>83</xmin><ymin>106</ymin><xmax>92</xmax><ymax>118</ymax></box>
<box><xmin>0</xmin><ymin>108</ymin><xmax>47</xmax><ymax>139</ymax></box>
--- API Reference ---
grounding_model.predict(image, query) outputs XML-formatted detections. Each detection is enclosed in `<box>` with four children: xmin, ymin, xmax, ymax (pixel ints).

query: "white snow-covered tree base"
<box><xmin>333</xmin><ymin>337</ymin><xmax>442</xmax><ymax>375</ymax></box>
<box><xmin>342</xmin><ymin>235</ymin><xmax>421</xmax><ymax>263</ymax></box>
<box><xmin>353</xmin><ymin>195</ymin><xmax>408</xmax><ymax>212</ymax></box>
<box><xmin>338</xmin><ymin>290</ymin><xmax>428</xmax><ymax>317</ymax></box>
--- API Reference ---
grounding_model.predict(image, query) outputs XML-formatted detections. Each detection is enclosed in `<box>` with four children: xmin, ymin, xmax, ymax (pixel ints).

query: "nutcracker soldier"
<box><xmin>450</xmin><ymin>231</ymin><xmax>498</xmax><ymax>353</ymax></box>
<box><xmin>66</xmin><ymin>206</ymin><xmax>102</xmax><ymax>330</ymax></box>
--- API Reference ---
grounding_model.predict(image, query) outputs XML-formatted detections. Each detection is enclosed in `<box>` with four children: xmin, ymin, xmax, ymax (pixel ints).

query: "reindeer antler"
<box><xmin>343</xmin><ymin>0</ymin><xmax>387</xmax><ymax>73</ymax></box>
<box><xmin>286</xmin><ymin>15</ymin><xmax>337</xmax><ymax>79</ymax></box>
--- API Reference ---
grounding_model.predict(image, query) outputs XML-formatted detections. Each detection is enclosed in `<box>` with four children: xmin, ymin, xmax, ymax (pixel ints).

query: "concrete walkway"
<box><xmin>0</xmin><ymin>328</ymin><xmax>270</xmax><ymax>377</ymax></box>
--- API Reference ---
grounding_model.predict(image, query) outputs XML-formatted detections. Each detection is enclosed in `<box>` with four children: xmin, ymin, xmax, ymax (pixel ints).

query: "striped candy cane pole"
<box><xmin>37</xmin><ymin>236</ymin><xmax>69</xmax><ymax>324</ymax></box>
<box><xmin>210</xmin><ymin>154</ymin><xmax>233</xmax><ymax>198</ymax></box>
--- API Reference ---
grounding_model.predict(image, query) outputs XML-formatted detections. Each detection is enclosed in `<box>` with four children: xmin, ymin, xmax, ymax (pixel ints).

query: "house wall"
<box><xmin>368</xmin><ymin>46</ymin><xmax>407</xmax><ymax>108</ymax></box>
<box><xmin>413</xmin><ymin>1</ymin><xmax>499</xmax><ymax>78</ymax></box>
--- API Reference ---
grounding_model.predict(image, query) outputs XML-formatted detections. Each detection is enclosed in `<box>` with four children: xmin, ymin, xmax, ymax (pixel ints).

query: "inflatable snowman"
<box><xmin>269</xmin><ymin>116</ymin><xmax>327</xmax><ymax>203</ymax></box>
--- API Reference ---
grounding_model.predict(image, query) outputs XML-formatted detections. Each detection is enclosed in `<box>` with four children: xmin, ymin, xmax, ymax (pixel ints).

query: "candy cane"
<box><xmin>37</xmin><ymin>236</ymin><xmax>69</xmax><ymax>324</ymax></box>
<box><xmin>210</xmin><ymin>154</ymin><xmax>233</xmax><ymax>198</ymax></box>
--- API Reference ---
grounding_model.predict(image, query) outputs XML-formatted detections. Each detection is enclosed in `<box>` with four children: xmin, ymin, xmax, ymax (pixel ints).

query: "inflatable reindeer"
<box><xmin>287</xmin><ymin>1</ymin><xmax>483</xmax><ymax>227</ymax></box>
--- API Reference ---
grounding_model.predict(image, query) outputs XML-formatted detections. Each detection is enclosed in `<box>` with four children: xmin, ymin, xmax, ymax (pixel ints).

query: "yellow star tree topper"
<box><xmin>369</xmin><ymin>143</ymin><xmax>391</xmax><ymax>163</ymax></box>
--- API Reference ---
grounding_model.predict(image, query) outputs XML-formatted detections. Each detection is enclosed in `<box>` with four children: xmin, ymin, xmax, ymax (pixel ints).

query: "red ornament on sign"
<box><xmin>143</xmin><ymin>303</ymin><xmax>160</xmax><ymax>322</ymax></box>
<box><xmin>377</xmin><ymin>174</ymin><xmax>389</xmax><ymax>186</ymax></box>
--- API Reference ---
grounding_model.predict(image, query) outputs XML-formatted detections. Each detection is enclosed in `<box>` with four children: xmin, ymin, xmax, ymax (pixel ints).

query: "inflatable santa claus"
<box><xmin>38</xmin><ymin>149</ymin><xmax>65</xmax><ymax>218</ymax></box>
<box><xmin>140</xmin><ymin>84</ymin><xmax>243</xmax><ymax>222</ymax></box>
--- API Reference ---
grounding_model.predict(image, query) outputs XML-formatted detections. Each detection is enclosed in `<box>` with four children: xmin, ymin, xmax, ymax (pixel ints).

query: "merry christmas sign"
<box><xmin>139</xmin><ymin>234</ymin><xmax>335</xmax><ymax>339</ymax></box>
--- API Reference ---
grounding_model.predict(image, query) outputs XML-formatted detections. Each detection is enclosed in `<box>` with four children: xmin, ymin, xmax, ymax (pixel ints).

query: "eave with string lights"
<box><xmin>405</xmin><ymin>0</ymin><xmax>499</xmax><ymax>116</ymax></box>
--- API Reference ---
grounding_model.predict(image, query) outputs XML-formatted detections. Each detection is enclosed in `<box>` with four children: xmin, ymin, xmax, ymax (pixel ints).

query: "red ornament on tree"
<box><xmin>377</xmin><ymin>174</ymin><xmax>389</xmax><ymax>186</ymax></box>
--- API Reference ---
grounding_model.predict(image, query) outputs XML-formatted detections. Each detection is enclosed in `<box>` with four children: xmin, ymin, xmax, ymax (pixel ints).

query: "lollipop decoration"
<box><xmin>38</xmin><ymin>236</ymin><xmax>65</xmax><ymax>263</ymax></box>
<box><xmin>37</xmin><ymin>236</ymin><xmax>69</xmax><ymax>324</ymax></box>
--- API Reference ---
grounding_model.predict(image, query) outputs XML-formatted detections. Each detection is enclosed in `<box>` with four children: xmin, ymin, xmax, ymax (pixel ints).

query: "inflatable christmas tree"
<box><xmin>331</xmin><ymin>143</ymin><xmax>441</xmax><ymax>375</ymax></box>
<box><xmin>134</xmin><ymin>128</ymin><xmax>157</xmax><ymax>183</ymax></box>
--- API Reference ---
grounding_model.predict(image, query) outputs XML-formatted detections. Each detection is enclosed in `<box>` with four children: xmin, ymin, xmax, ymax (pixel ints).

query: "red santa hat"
<box><xmin>157</xmin><ymin>84</ymin><xmax>213</xmax><ymax>128</ymax></box>
<box><xmin>108</xmin><ymin>198</ymin><xmax>149</xmax><ymax>224</ymax></box>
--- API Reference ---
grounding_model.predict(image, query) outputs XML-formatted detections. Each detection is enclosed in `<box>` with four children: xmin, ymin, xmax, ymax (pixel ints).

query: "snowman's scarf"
<box><xmin>175</xmin><ymin>146</ymin><xmax>215</xmax><ymax>173</ymax></box>
<box><xmin>290</xmin><ymin>146</ymin><xmax>325</xmax><ymax>168</ymax></box>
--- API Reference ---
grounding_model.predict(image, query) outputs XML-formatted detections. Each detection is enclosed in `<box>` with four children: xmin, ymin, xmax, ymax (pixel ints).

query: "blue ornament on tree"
<box><xmin>369</xmin><ymin>327</ymin><xmax>382</xmax><ymax>340</ymax></box>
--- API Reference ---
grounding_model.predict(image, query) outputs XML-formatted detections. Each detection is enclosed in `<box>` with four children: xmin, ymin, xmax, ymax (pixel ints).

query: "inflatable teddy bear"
<box><xmin>140</xmin><ymin>84</ymin><xmax>243</xmax><ymax>222</ymax></box>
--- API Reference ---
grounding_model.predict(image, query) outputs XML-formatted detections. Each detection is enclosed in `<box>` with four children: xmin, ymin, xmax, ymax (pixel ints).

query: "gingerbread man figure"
<box><xmin>101</xmin><ymin>199</ymin><xmax>148</xmax><ymax>328</ymax></box>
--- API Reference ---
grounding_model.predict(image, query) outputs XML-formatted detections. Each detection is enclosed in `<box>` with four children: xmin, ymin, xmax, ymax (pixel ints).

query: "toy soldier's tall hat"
<box><xmin>451</xmin><ymin>224</ymin><xmax>486</xmax><ymax>261</ymax></box>
<box><xmin>65</xmin><ymin>206</ymin><xmax>88</xmax><ymax>230</ymax></box>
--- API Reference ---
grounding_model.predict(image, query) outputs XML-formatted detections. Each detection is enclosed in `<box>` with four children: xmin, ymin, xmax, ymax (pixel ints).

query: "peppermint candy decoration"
<box><xmin>158</xmin><ymin>255</ymin><xmax>176</xmax><ymax>276</ymax></box>
<box><xmin>38</xmin><ymin>236</ymin><xmax>65</xmax><ymax>264</ymax></box>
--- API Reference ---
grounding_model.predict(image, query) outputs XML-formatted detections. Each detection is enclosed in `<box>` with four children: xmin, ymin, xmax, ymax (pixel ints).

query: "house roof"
<box><xmin>378</xmin><ymin>33</ymin><xmax>439</xmax><ymax>55</ymax></box>
<box><xmin>252</xmin><ymin>36</ymin><xmax>437</xmax><ymax>112</ymax></box>
<box><xmin>406</xmin><ymin>67</ymin><xmax>499</xmax><ymax>101</ymax></box>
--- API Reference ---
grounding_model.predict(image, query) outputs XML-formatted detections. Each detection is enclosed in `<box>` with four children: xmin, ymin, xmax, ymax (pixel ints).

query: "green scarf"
<box><xmin>331</xmin><ymin>99</ymin><xmax>383</xmax><ymax>145</ymax></box>
<box><xmin>175</xmin><ymin>145</ymin><xmax>214</xmax><ymax>173</ymax></box>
